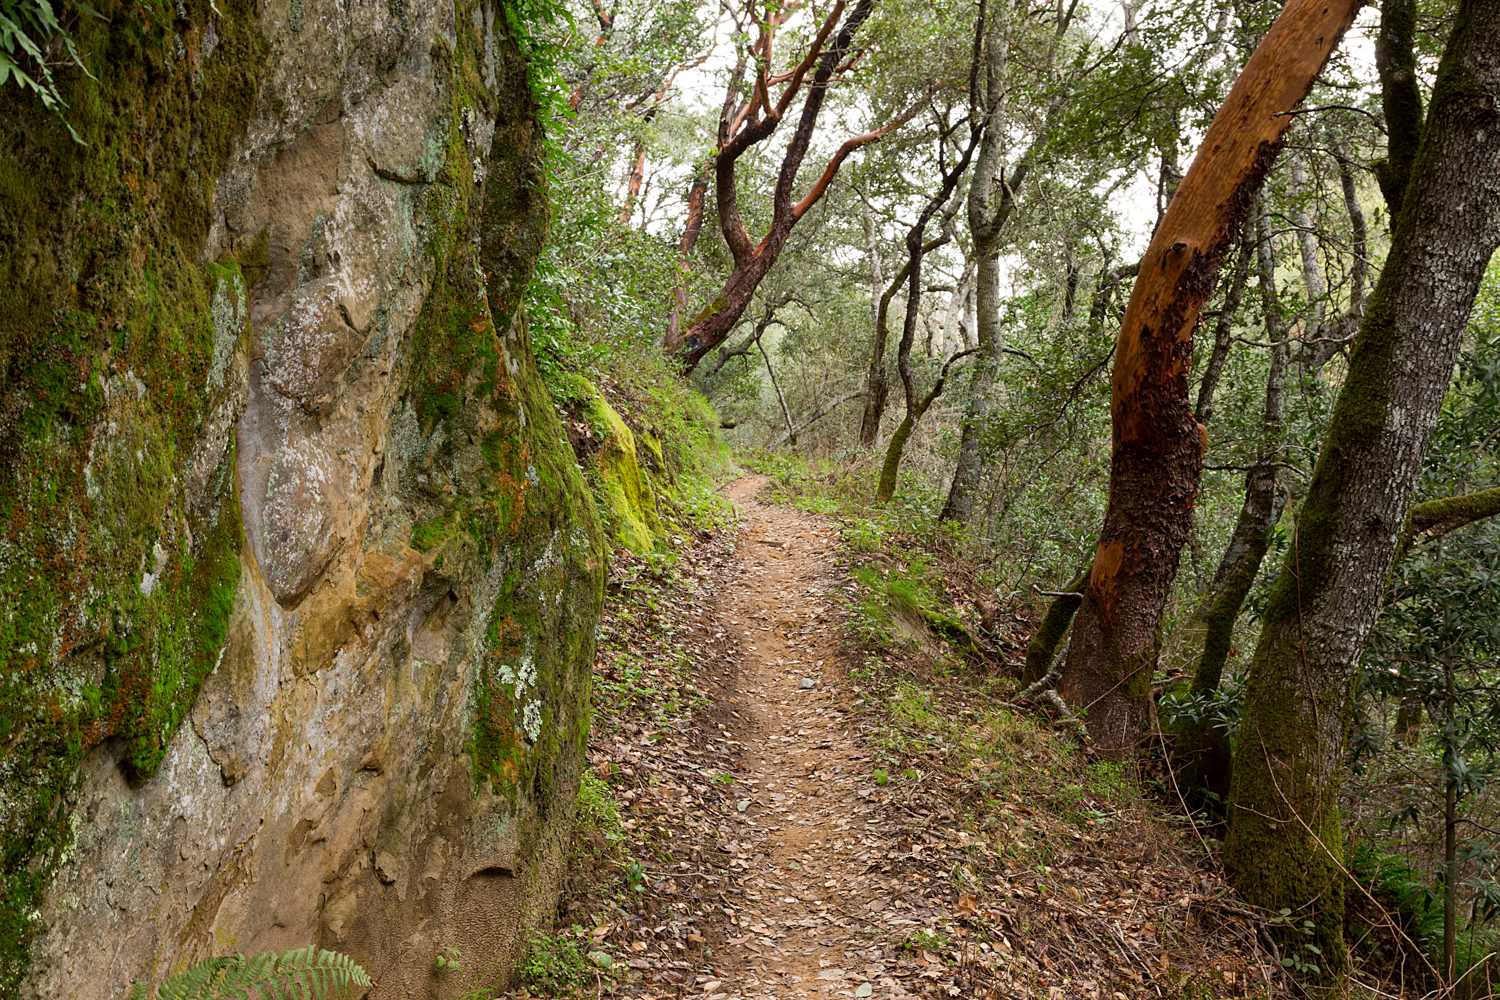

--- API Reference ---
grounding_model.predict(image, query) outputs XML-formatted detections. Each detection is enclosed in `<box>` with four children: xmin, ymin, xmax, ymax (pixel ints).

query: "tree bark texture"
<box><xmin>1225</xmin><ymin>0</ymin><xmax>1500</xmax><ymax>972</ymax></box>
<box><xmin>1057</xmin><ymin>0</ymin><xmax>1363</xmax><ymax>752</ymax></box>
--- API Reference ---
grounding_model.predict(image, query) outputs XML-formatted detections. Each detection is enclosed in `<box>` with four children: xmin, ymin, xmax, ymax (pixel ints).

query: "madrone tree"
<box><xmin>1055</xmin><ymin>0</ymin><xmax>1364</xmax><ymax>751</ymax></box>
<box><xmin>663</xmin><ymin>0</ymin><xmax>923</xmax><ymax>372</ymax></box>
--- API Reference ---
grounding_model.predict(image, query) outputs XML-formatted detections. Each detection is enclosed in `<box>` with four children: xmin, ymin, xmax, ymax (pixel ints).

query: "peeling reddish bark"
<box><xmin>1057</xmin><ymin>0</ymin><xmax>1364</xmax><ymax>752</ymax></box>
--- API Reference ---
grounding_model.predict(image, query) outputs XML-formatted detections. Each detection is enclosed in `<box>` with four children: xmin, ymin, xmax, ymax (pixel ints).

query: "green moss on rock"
<box><xmin>394</xmin><ymin>19</ymin><xmax>605</xmax><ymax>816</ymax></box>
<box><xmin>0</xmin><ymin>1</ymin><xmax>264</xmax><ymax>988</ymax></box>
<box><xmin>557</xmin><ymin>378</ymin><xmax>665</xmax><ymax>555</ymax></box>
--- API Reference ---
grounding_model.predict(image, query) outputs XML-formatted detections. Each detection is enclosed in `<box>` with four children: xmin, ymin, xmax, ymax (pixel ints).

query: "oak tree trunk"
<box><xmin>1224</xmin><ymin>0</ymin><xmax>1500</xmax><ymax>972</ymax></box>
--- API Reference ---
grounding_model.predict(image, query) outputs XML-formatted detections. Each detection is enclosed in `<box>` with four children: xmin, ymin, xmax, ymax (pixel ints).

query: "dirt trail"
<box><xmin>705</xmin><ymin>476</ymin><xmax>906</xmax><ymax>999</ymax></box>
<box><xmin>595</xmin><ymin>476</ymin><xmax>1276</xmax><ymax>1000</ymax></box>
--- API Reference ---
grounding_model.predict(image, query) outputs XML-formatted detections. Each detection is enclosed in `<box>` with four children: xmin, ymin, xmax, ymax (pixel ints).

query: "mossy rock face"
<box><xmin>0</xmin><ymin>2</ymin><xmax>262</xmax><ymax>991</ymax></box>
<box><xmin>566</xmin><ymin>378</ymin><xmax>665</xmax><ymax>555</ymax></box>
<box><xmin>2</xmin><ymin>1</ymin><xmax>604</xmax><ymax>996</ymax></box>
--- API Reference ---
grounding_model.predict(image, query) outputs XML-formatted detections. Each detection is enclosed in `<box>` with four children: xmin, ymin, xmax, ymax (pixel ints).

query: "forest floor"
<box><xmin>542</xmin><ymin>476</ymin><xmax>1294</xmax><ymax>1000</ymax></box>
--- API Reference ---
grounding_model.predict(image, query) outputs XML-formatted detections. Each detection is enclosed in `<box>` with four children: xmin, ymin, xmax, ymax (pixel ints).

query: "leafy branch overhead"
<box><xmin>0</xmin><ymin>0</ymin><xmax>99</xmax><ymax>140</ymax></box>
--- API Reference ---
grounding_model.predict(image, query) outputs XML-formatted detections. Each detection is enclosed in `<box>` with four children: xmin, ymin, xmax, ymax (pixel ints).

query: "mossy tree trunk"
<box><xmin>1187</xmin><ymin>199</ymin><xmax>1292</xmax><ymax>700</ymax></box>
<box><xmin>1396</xmin><ymin>486</ymin><xmax>1500</xmax><ymax>563</ymax></box>
<box><xmin>1373</xmin><ymin>0</ymin><xmax>1423</xmax><ymax>215</ymax></box>
<box><xmin>875</xmin><ymin>348</ymin><xmax>977</xmax><ymax>502</ymax></box>
<box><xmin>1020</xmin><ymin>567</ymin><xmax>1090</xmax><ymax>686</ymax></box>
<box><xmin>1224</xmin><ymin>0</ymin><xmax>1500</xmax><ymax>975</ymax></box>
<box><xmin>1056</xmin><ymin>0</ymin><xmax>1363</xmax><ymax>752</ymax></box>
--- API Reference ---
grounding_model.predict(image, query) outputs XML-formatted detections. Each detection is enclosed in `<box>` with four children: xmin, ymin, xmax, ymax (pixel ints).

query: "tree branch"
<box><xmin>1398</xmin><ymin>487</ymin><xmax>1500</xmax><ymax>561</ymax></box>
<box><xmin>791</xmin><ymin>92</ymin><xmax>928</xmax><ymax>219</ymax></box>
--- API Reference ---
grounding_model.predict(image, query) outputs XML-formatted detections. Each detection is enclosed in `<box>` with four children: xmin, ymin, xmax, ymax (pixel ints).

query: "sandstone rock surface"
<box><xmin>0</xmin><ymin>2</ymin><xmax>602</xmax><ymax>996</ymax></box>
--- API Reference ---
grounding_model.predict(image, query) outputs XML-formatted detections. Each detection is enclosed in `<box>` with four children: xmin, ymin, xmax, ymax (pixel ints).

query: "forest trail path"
<box><xmin>600</xmin><ymin>476</ymin><xmax>1274</xmax><ymax>999</ymax></box>
<box><xmin>704</xmin><ymin>476</ymin><xmax>906</xmax><ymax>999</ymax></box>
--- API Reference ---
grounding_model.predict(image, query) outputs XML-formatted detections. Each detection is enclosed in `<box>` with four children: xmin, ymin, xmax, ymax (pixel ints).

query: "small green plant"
<box><xmin>625</xmin><ymin>860</ymin><xmax>647</xmax><ymax>892</ymax></box>
<box><xmin>521</xmin><ymin>926</ymin><xmax>618</xmax><ymax>997</ymax></box>
<box><xmin>1267</xmin><ymin>910</ymin><xmax>1324</xmax><ymax>978</ymax></box>
<box><xmin>575</xmin><ymin>771</ymin><xmax>623</xmax><ymax>845</ymax></box>
<box><xmin>873</xmin><ymin>767</ymin><xmax>889</xmax><ymax>786</ymax></box>
<box><xmin>902</xmin><ymin>928</ymin><xmax>950</xmax><ymax>954</ymax></box>
<box><xmin>710</xmin><ymin>772</ymin><xmax>735</xmax><ymax>784</ymax></box>
<box><xmin>127</xmin><ymin>946</ymin><xmax>370</xmax><ymax>1000</ymax></box>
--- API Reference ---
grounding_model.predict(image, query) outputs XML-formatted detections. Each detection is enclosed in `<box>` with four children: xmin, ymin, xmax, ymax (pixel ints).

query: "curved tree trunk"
<box><xmin>668</xmin><ymin>0</ymin><xmax>929</xmax><ymax>372</ymax></box>
<box><xmin>1225</xmin><ymin>0</ymin><xmax>1500</xmax><ymax>973</ymax></box>
<box><xmin>1056</xmin><ymin>0</ymin><xmax>1363</xmax><ymax>753</ymax></box>
<box><xmin>875</xmin><ymin>141</ymin><xmax>981</xmax><ymax>501</ymax></box>
<box><xmin>1020</xmin><ymin>566</ymin><xmax>1090</xmax><ymax>685</ymax></box>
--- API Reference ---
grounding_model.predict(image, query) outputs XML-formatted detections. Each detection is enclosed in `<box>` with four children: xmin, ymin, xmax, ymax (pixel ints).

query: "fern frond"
<box><xmin>130</xmin><ymin>946</ymin><xmax>372</xmax><ymax>1000</ymax></box>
